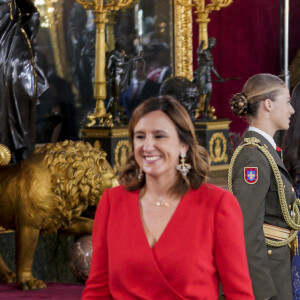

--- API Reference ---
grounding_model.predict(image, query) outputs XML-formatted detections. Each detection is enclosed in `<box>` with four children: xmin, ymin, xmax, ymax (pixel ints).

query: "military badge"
<box><xmin>244</xmin><ymin>167</ymin><xmax>258</xmax><ymax>184</ymax></box>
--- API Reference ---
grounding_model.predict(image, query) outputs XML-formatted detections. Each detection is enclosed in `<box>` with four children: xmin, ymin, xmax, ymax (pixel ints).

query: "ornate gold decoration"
<box><xmin>208</xmin><ymin>106</ymin><xmax>217</xmax><ymax>119</ymax></box>
<box><xmin>228</xmin><ymin>137</ymin><xmax>300</xmax><ymax>249</ymax></box>
<box><xmin>75</xmin><ymin>0</ymin><xmax>137</xmax><ymax>127</ymax></box>
<box><xmin>0</xmin><ymin>144</ymin><xmax>11</xmax><ymax>166</ymax></box>
<box><xmin>113</xmin><ymin>140</ymin><xmax>131</xmax><ymax>173</ymax></box>
<box><xmin>93</xmin><ymin>140</ymin><xmax>102</xmax><ymax>150</ymax></box>
<box><xmin>174</xmin><ymin>0</ymin><xmax>193</xmax><ymax>80</ymax></box>
<box><xmin>0</xmin><ymin>140</ymin><xmax>118</xmax><ymax>290</ymax></box>
<box><xmin>209</xmin><ymin>132</ymin><xmax>228</xmax><ymax>163</ymax></box>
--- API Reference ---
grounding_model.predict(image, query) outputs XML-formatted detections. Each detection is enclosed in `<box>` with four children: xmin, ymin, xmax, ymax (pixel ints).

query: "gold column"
<box><xmin>75</xmin><ymin>0</ymin><xmax>137</xmax><ymax>127</ymax></box>
<box><xmin>174</xmin><ymin>0</ymin><xmax>193</xmax><ymax>81</ymax></box>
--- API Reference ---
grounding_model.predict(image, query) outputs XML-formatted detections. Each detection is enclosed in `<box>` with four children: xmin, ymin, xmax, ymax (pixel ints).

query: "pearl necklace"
<box><xmin>154</xmin><ymin>200</ymin><xmax>170</xmax><ymax>208</ymax></box>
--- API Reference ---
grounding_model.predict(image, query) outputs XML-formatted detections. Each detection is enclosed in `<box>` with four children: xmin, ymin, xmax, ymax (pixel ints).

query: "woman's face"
<box><xmin>133</xmin><ymin>110</ymin><xmax>188</xmax><ymax>180</ymax></box>
<box><xmin>270</xmin><ymin>86</ymin><xmax>294</xmax><ymax>131</ymax></box>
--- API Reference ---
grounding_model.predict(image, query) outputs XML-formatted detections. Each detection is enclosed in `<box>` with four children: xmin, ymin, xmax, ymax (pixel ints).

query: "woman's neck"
<box><xmin>143</xmin><ymin>174</ymin><xmax>178</xmax><ymax>199</ymax></box>
<box><xmin>249</xmin><ymin>120</ymin><xmax>276</xmax><ymax>137</ymax></box>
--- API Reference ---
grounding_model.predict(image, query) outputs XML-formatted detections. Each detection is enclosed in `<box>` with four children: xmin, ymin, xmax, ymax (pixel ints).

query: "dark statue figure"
<box><xmin>0</xmin><ymin>0</ymin><xmax>48</xmax><ymax>163</ymax></box>
<box><xmin>106</xmin><ymin>37</ymin><xmax>141</xmax><ymax>124</ymax></box>
<box><xmin>194</xmin><ymin>37</ymin><xmax>224</xmax><ymax>119</ymax></box>
<box><xmin>159</xmin><ymin>76</ymin><xmax>199</xmax><ymax>122</ymax></box>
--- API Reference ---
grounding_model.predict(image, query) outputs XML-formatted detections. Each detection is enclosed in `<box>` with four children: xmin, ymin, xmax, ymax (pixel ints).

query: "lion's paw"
<box><xmin>0</xmin><ymin>270</ymin><xmax>16</xmax><ymax>284</ymax></box>
<box><xmin>18</xmin><ymin>277</ymin><xmax>46</xmax><ymax>290</ymax></box>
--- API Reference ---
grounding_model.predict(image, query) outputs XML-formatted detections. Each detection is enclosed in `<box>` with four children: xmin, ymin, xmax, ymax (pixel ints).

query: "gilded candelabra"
<box><xmin>75</xmin><ymin>0</ymin><xmax>136</xmax><ymax>127</ymax></box>
<box><xmin>177</xmin><ymin>0</ymin><xmax>233</xmax><ymax>49</ymax></box>
<box><xmin>194</xmin><ymin>0</ymin><xmax>233</xmax><ymax>49</ymax></box>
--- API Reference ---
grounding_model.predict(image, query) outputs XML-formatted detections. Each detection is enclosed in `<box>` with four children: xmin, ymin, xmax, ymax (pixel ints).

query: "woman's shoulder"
<box><xmin>103</xmin><ymin>185</ymin><xmax>140</xmax><ymax>203</ymax></box>
<box><xmin>191</xmin><ymin>183</ymin><xmax>234</xmax><ymax>202</ymax></box>
<box><xmin>188</xmin><ymin>183</ymin><xmax>241</xmax><ymax>212</ymax></box>
<box><xmin>105</xmin><ymin>185</ymin><xmax>138</xmax><ymax>196</ymax></box>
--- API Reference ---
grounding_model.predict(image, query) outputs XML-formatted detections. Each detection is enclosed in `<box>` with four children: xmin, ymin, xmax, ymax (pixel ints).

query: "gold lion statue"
<box><xmin>0</xmin><ymin>140</ymin><xmax>118</xmax><ymax>290</ymax></box>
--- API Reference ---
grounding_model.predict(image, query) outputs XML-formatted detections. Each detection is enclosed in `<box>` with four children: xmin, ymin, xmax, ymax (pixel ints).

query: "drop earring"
<box><xmin>176</xmin><ymin>152</ymin><xmax>191</xmax><ymax>176</ymax></box>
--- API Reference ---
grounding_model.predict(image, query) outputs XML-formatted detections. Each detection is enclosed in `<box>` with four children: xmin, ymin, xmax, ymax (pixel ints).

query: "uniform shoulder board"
<box><xmin>243</xmin><ymin>137</ymin><xmax>260</xmax><ymax>144</ymax></box>
<box><xmin>242</xmin><ymin>137</ymin><xmax>260</xmax><ymax>148</ymax></box>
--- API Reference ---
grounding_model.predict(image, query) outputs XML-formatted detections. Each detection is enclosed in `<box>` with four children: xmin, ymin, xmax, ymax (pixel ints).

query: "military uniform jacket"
<box><xmin>231</xmin><ymin>130</ymin><xmax>295</xmax><ymax>300</ymax></box>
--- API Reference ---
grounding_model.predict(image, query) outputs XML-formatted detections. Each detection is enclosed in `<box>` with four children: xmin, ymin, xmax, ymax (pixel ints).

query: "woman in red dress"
<box><xmin>82</xmin><ymin>96</ymin><xmax>254</xmax><ymax>299</ymax></box>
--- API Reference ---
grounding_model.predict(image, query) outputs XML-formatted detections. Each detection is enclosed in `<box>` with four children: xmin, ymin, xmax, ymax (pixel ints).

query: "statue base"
<box><xmin>79</xmin><ymin>126</ymin><xmax>130</xmax><ymax>174</ymax></box>
<box><xmin>194</xmin><ymin>119</ymin><xmax>231</xmax><ymax>185</ymax></box>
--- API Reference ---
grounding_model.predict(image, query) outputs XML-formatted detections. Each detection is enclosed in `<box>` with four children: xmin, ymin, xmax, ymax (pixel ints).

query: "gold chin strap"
<box><xmin>228</xmin><ymin>137</ymin><xmax>300</xmax><ymax>249</ymax></box>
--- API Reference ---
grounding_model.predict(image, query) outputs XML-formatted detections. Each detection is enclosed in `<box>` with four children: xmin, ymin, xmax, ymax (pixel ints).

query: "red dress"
<box><xmin>82</xmin><ymin>184</ymin><xmax>254</xmax><ymax>300</ymax></box>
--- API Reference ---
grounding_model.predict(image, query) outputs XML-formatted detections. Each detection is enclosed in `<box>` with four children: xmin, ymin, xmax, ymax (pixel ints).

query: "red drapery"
<box><xmin>193</xmin><ymin>0</ymin><xmax>300</xmax><ymax>134</ymax></box>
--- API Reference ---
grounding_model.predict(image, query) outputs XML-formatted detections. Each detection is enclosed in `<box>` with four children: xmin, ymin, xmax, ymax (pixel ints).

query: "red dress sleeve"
<box><xmin>81</xmin><ymin>189</ymin><xmax>113</xmax><ymax>300</ymax></box>
<box><xmin>214</xmin><ymin>191</ymin><xmax>254</xmax><ymax>299</ymax></box>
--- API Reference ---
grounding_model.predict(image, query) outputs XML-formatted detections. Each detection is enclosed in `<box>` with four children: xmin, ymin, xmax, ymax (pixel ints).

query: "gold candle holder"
<box><xmin>194</xmin><ymin>0</ymin><xmax>233</xmax><ymax>49</ymax></box>
<box><xmin>177</xmin><ymin>0</ymin><xmax>233</xmax><ymax>50</ymax></box>
<box><xmin>75</xmin><ymin>0</ymin><xmax>137</xmax><ymax>127</ymax></box>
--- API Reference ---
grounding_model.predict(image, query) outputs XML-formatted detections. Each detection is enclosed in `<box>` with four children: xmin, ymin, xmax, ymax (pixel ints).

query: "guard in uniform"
<box><xmin>228</xmin><ymin>73</ymin><xmax>300</xmax><ymax>299</ymax></box>
<box><xmin>229</xmin><ymin>130</ymin><xmax>300</xmax><ymax>299</ymax></box>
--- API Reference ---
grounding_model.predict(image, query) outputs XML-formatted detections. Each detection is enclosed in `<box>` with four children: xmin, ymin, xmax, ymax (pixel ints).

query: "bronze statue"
<box><xmin>106</xmin><ymin>37</ymin><xmax>141</xmax><ymax>124</ymax></box>
<box><xmin>0</xmin><ymin>0</ymin><xmax>48</xmax><ymax>163</ymax></box>
<box><xmin>194</xmin><ymin>37</ymin><xmax>224</xmax><ymax>119</ymax></box>
<box><xmin>0</xmin><ymin>140</ymin><xmax>118</xmax><ymax>290</ymax></box>
<box><xmin>159</xmin><ymin>76</ymin><xmax>199</xmax><ymax>122</ymax></box>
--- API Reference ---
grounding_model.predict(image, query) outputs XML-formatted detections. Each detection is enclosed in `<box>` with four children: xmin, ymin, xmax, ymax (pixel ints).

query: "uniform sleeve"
<box><xmin>215</xmin><ymin>190</ymin><xmax>254</xmax><ymax>300</ymax></box>
<box><xmin>81</xmin><ymin>189</ymin><xmax>113</xmax><ymax>300</ymax></box>
<box><xmin>231</xmin><ymin>147</ymin><xmax>277</xmax><ymax>299</ymax></box>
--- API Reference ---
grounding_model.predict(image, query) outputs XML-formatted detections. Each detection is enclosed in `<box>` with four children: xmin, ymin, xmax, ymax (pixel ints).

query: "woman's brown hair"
<box><xmin>119</xmin><ymin>95</ymin><xmax>210</xmax><ymax>196</ymax></box>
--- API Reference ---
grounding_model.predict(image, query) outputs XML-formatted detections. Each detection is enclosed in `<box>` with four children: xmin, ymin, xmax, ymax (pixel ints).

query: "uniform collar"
<box><xmin>244</xmin><ymin>130</ymin><xmax>292</xmax><ymax>182</ymax></box>
<box><xmin>248</xmin><ymin>126</ymin><xmax>276</xmax><ymax>150</ymax></box>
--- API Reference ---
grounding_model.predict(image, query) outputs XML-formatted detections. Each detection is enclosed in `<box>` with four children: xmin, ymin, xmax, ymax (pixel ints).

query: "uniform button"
<box><xmin>292</xmin><ymin>187</ymin><xmax>295</xmax><ymax>192</ymax></box>
<box><xmin>268</xmin><ymin>250</ymin><xmax>272</xmax><ymax>255</ymax></box>
<box><xmin>284</xmin><ymin>185</ymin><xmax>286</xmax><ymax>189</ymax></box>
<box><xmin>289</xmin><ymin>205</ymin><xmax>292</xmax><ymax>209</ymax></box>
